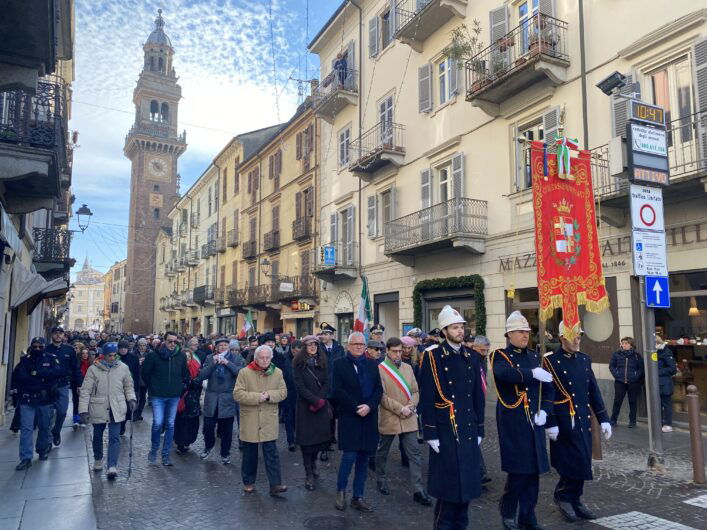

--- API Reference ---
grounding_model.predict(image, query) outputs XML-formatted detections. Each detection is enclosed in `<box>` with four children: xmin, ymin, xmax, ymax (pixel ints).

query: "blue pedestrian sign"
<box><xmin>645</xmin><ymin>276</ymin><xmax>670</xmax><ymax>308</ymax></box>
<box><xmin>323</xmin><ymin>246</ymin><xmax>336</xmax><ymax>266</ymax></box>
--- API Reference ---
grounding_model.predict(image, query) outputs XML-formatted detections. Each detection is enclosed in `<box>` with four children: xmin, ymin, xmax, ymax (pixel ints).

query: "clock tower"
<box><xmin>123</xmin><ymin>9</ymin><xmax>186</xmax><ymax>334</ymax></box>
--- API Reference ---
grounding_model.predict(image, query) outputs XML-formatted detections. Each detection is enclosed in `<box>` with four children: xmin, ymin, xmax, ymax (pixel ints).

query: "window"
<box><xmin>248</xmin><ymin>267</ymin><xmax>256</xmax><ymax>287</ymax></box>
<box><xmin>153</xmin><ymin>184</ymin><xmax>160</xmax><ymax>192</ymax></box>
<box><xmin>515</xmin><ymin>119</ymin><xmax>544</xmax><ymax>191</ymax></box>
<box><xmin>436</xmin><ymin>56</ymin><xmax>457</xmax><ymax>105</ymax></box>
<box><xmin>149</xmin><ymin>100</ymin><xmax>159</xmax><ymax>121</ymax></box>
<box><xmin>381</xmin><ymin>7</ymin><xmax>393</xmax><ymax>50</ymax></box>
<box><xmin>222</xmin><ymin>169</ymin><xmax>228</xmax><ymax>201</ymax></box>
<box><xmin>379</xmin><ymin>95</ymin><xmax>394</xmax><ymax>145</ymax></box>
<box><xmin>208</xmin><ymin>188</ymin><xmax>212</xmax><ymax>216</ymax></box>
<box><xmin>381</xmin><ymin>189</ymin><xmax>393</xmax><ymax>226</ymax></box>
<box><xmin>518</xmin><ymin>0</ymin><xmax>539</xmax><ymax>52</ymax></box>
<box><xmin>339</xmin><ymin>127</ymin><xmax>350</xmax><ymax>166</ymax></box>
<box><xmin>234</xmin><ymin>171</ymin><xmax>240</xmax><ymax>195</ymax></box>
<box><xmin>649</xmin><ymin>57</ymin><xmax>693</xmax><ymax>146</ymax></box>
<box><xmin>438</xmin><ymin>165</ymin><xmax>451</xmax><ymax>204</ymax></box>
<box><xmin>153</xmin><ymin>208</ymin><xmax>160</xmax><ymax>219</ymax></box>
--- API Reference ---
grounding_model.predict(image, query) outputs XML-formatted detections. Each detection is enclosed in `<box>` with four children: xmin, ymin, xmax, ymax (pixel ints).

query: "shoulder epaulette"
<box><xmin>543</xmin><ymin>351</ymin><xmax>554</xmax><ymax>357</ymax></box>
<box><xmin>424</xmin><ymin>344</ymin><xmax>438</xmax><ymax>353</ymax></box>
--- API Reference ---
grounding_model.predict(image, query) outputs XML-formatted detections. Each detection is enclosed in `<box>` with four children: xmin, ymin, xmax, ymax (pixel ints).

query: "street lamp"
<box><xmin>260</xmin><ymin>257</ymin><xmax>272</xmax><ymax>276</ymax></box>
<box><xmin>75</xmin><ymin>204</ymin><xmax>93</xmax><ymax>233</ymax></box>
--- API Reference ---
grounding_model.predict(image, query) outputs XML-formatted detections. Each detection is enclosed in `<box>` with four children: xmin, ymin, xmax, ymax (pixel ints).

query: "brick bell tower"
<box><xmin>123</xmin><ymin>9</ymin><xmax>186</xmax><ymax>334</ymax></box>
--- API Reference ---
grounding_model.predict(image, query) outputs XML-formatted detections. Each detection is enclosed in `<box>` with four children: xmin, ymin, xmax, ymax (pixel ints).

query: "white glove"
<box><xmin>477</xmin><ymin>436</ymin><xmax>482</xmax><ymax>446</ymax></box>
<box><xmin>547</xmin><ymin>426</ymin><xmax>559</xmax><ymax>441</ymax></box>
<box><xmin>534</xmin><ymin>410</ymin><xmax>547</xmax><ymax>426</ymax></box>
<box><xmin>601</xmin><ymin>422</ymin><xmax>612</xmax><ymax>440</ymax></box>
<box><xmin>427</xmin><ymin>439</ymin><xmax>440</xmax><ymax>453</ymax></box>
<box><xmin>531</xmin><ymin>367</ymin><xmax>553</xmax><ymax>383</ymax></box>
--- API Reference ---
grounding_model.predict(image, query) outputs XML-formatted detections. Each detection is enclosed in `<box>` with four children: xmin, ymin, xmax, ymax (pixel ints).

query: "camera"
<box><xmin>596</xmin><ymin>71</ymin><xmax>627</xmax><ymax>96</ymax></box>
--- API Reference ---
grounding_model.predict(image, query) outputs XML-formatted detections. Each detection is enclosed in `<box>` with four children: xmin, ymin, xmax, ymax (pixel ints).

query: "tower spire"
<box><xmin>83</xmin><ymin>255</ymin><xmax>90</xmax><ymax>270</ymax></box>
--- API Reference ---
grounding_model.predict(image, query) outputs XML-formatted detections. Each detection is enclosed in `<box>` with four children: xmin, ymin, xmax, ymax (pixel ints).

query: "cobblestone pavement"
<box><xmin>87</xmin><ymin>403</ymin><xmax>707</xmax><ymax>529</ymax></box>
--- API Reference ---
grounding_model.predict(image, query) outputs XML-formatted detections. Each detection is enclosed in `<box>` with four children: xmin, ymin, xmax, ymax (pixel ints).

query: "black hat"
<box><xmin>428</xmin><ymin>328</ymin><xmax>441</xmax><ymax>336</ymax></box>
<box><xmin>320</xmin><ymin>322</ymin><xmax>336</xmax><ymax>333</ymax></box>
<box><xmin>50</xmin><ymin>326</ymin><xmax>65</xmax><ymax>334</ymax></box>
<box><xmin>370</xmin><ymin>324</ymin><xmax>385</xmax><ymax>334</ymax></box>
<box><xmin>214</xmin><ymin>337</ymin><xmax>229</xmax><ymax>346</ymax></box>
<box><xmin>248</xmin><ymin>335</ymin><xmax>258</xmax><ymax>343</ymax></box>
<box><xmin>117</xmin><ymin>340</ymin><xmax>130</xmax><ymax>349</ymax></box>
<box><xmin>258</xmin><ymin>332</ymin><xmax>275</xmax><ymax>345</ymax></box>
<box><xmin>31</xmin><ymin>337</ymin><xmax>46</xmax><ymax>346</ymax></box>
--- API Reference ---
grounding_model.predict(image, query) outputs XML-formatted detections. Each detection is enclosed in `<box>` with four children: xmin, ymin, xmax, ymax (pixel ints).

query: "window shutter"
<box><xmin>367</xmin><ymin>194</ymin><xmax>377</xmax><ymax>238</ymax></box>
<box><xmin>305</xmin><ymin>187</ymin><xmax>314</xmax><ymax>216</ymax></box>
<box><xmin>309</xmin><ymin>125</ymin><xmax>315</xmax><ymax>153</ymax></box>
<box><xmin>691</xmin><ymin>37</ymin><xmax>707</xmax><ymax>166</ymax></box>
<box><xmin>221</xmin><ymin>216</ymin><xmax>226</xmax><ymax>237</ymax></box>
<box><xmin>268</xmin><ymin>155</ymin><xmax>274</xmax><ymax>179</ymax></box>
<box><xmin>389</xmin><ymin>0</ymin><xmax>397</xmax><ymax>40</ymax></box>
<box><xmin>452</xmin><ymin>152</ymin><xmax>465</xmax><ymax>198</ymax></box>
<box><xmin>369</xmin><ymin>17</ymin><xmax>379</xmax><ymax>58</ymax></box>
<box><xmin>390</xmin><ymin>186</ymin><xmax>397</xmax><ymax>221</ymax></box>
<box><xmin>234</xmin><ymin>210</ymin><xmax>239</xmax><ymax>236</ymax></box>
<box><xmin>538</xmin><ymin>0</ymin><xmax>555</xmax><ymax>17</ymax></box>
<box><xmin>449</xmin><ymin>58</ymin><xmax>459</xmax><ymax>95</ymax></box>
<box><xmin>223</xmin><ymin>169</ymin><xmax>228</xmax><ymax>197</ymax></box>
<box><xmin>295</xmin><ymin>191</ymin><xmax>302</xmax><ymax>217</ymax></box>
<box><xmin>418</xmin><ymin>63</ymin><xmax>432</xmax><ymax>112</ymax></box>
<box><xmin>489</xmin><ymin>5</ymin><xmax>509</xmax><ymax>44</ymax></box>
<box><xmin>346</xmin><ymin>40</ymin><xmax>355</xmax><ymax>72</ymax></box>
<box><xmin>611</xmin><ymin>72</ymin><xmax>641</xmax><ymax>138</ymax></box>
<box><xmin>345</xmin><ymin>205</ymin><xmax>355</xmax><ymax>265</ymax></box>
<box><xmin>273</xmin><ymin>205</ymin><xmax>279</xmax><ymax>230</ymax></box>
<box><xmin>247</xmin><ymin>171</ymin><xmax>252</xmax><ymax>193</ymax></box>
<box><xmin>330</xmin><ymin>212</ymin><xmax>338</xmax><ymax>244</ymax></box>
<box><xmin>296</xmin><ymin>132</ymin><xmax>302</xmax><ymax>159</ymax></box>
<box><xmin>254</xmin><ymin>167</ymin><xmax>260</xmax><ymax>189</ymax></box>
<box><xmin>421</xmin><ymin>168</ymin><xmax>431</xmax><ymax>208</ymax></box>
<box><xmin>514</xmin><ymin>123</ymin><xmax>524</xmax><ymax>191</ymax></box>
<box><xmin>276</xmin><ymin>150</ymin><xmax>282</xmax><ymax>175</ymax></box>
<box><xmin>235</xmin><ymin>172</ymin><xmax>239</xmax><ymax>194</ymax></box>
<box><xmin>231</xmin><ymin>261</ymin><xmax>238</xmax><ymax>288</ymax></box>
<box><xmin>542</xmin><ymin>106</ymin><xmax>561</xmax><ymax>153</ymax></box>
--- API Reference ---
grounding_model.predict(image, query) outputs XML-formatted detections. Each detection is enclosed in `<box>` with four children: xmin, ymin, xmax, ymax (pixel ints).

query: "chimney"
<box><xmin>310</xmin><ymin>78</ymin><xmax>319</xmax><ymax>96</ymax></box>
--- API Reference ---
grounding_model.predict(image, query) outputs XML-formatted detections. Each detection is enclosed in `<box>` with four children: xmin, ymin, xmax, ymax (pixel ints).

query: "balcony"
<box><xmin>349</xmin><ymin>122</ymin><xmax>405</xmax><ymax>177</ymax></box>
<box><xmin>263</xmin><ymin>230</ymin><xmax>280</xmax><ymax>252</ymax></box>
<box><xmin>190</xmin><ymin>212</ymin><xmax>199</xmax><ymax>228</ymax></box>
<box><xmin>32</xmin><ymin>227</ymin><xmax>73</xmax><ymax>279</ymax></box>
<box><xmin>227</xmin><ymin>229</ymin><xmax>239</xmax><ymax>247</ymax></box>
<box><xmin>275</xmin><ymin>275</ymin><xmax>317</xmax><ymax>302</ymax></box>
<box><xmin>313</xmin><ymin>241</ymin><xmax>358</xmax><ymax>282</ymax></box>
<box><xmin>244</xmin><ymin>284</ymin><xmax>273</xmax><ymax>307</ymax></box>
<box><xmin>201</xmin><ymin>240</ymin><xmax>216</xmax><ymax>259</ymax></box>
<box><xmin>465</xmin><ymin>14</ymin><xmax>569</xmax><ymax>117</ymax></box>
<box><xmin>176</xmin><ymin>256</ymin><xmax>187</xmax><ymax>272</ymax></box>
<box><xmin>185</xmin><ymin>291</ymin><xmax>198</xmax><ymax>307</ymax></box>
<box><xmin>215</xmin><ymin>287</ymin><xmax>225</xmax><ymax>305</ymax></box>
<box><xmin>53</xmin><ymin>190</ymin><xmax>72</xmax><ymax>225</ymax></box>
<box><xmin>165</xmin><ymin>261</ymin><xmax>176</xmax><ymax>277</ymax></box>
<box><xmin>173</xmin><ymin>293</ymin><xmax>186</xmax><ymax>309</ymax></box>
<box><xmin>292</xmin><ymin>217</ymin><xmax>313</xmax><ymax>241</ymax></box>
<box><xmin>395</xmin><ymin>0</ymin><xmax>467</xmax><ymax>52</ymax></box>
<box><xmin>186</xmin><ymin>249</ymin><xmax>200</xmax><ymax>266</ymax></box>
<box><xmin>193</xmin><ymin>285</ymin><xmax>215</xmax><ymax>306</ymax></box>
<box><xmin>227</xmin><ymin>286</ymin><xmax>245</xmax><ymax>307</ymax></box>
<box><xmin>384</xmin><ymin>197</ymin><xmax>488</xmax><ymax>261</ymax></box>
<box><xmin>313</xmin><ymin>69</ymin><xmax>358</xmax><ymax>123</ymax></box>
<box><xmin>216</xmin><ymin>234</ymin><xmax>227</xmax><ymax>253</ymax></box>
<box><xmin>243</xmin><ymin>240</ymin><xmax>257</xmax><ymax>260</ymax></box>
<box><xmin>179</xmin><ymin>222</ymin><xmax>187</xmax><ymax>237</ymax></box>
<box><xmin>0</xmin><ymin>76</ymin><xmax>68</xmax><ymax>213</ymax></box>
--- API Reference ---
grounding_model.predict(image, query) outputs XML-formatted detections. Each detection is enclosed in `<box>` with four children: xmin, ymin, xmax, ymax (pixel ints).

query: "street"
<box><xmin>3</xmin><ymin>404</ymin><xmax>706</xmax><ymax>529</ymax></box>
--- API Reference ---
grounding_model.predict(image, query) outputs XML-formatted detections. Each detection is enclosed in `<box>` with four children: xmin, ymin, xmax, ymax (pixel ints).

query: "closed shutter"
<box><xmin>305</xmin><ymin>186</ymin><xmax>314</xmax><ymax>216</ymax></box>
<box><xmin>449</xmin><ymin>58</ymin><xmax>459</xmax><ymax>95</ymax></box>
<box><xmin>231</xmin><ymin>261</ymin><xmax>238</xmax><ymax>289</ymax></box>
<box><xmin>421</xmin><ymin>168</ymin><xmax>431</xmax><ymax>207</ymax></box>
<box><xmin>389</xmin><ymin>0</ymin><xmax>397</xmax><ymax>40</ymax></box>
<box><xmin>296</xmin><ymin>132</ymin><xmax>302</xmax><ymax>159</ymax></box>
<box><xmin>233</xmin><ymin>210</ymin><xmax>239</xmax><ymax>237</ymax></box>
<box><xmin>223</xmin><ymin>169</ymin><xmax>228</xmax><ymax>197</ymax></box>
<box><xmin>611</xmin><ymin>72</ymin><xmax>641</xmax><ymax>138</ymax></box>
<box><xmin>419</xmin><ymin>63</ymin><xmax>432</xmax><ymax>112</ymax></box>
<box><xmin>276</xmin><ymin>150</ymin><xmax>282</xmax><ymax>175</ymax></box>
<box><xmin>330</xmin><ymin>212</ymin><xmax>338</xmax><ymax>245</ymax></box>
<box><xmin>452</xmin><ymin>152</ymin><xmax>465</xmax><ymax>198</ymax></box>
<box><xmin>543</xmin><ymin>106</ymin><xmax>561</xmax><ymax>153</ymax></box>
<box><xmin>234</xmin><ymin>172</ymin><xmax>239</xmax><ymax>194</ymax></box>
<box><xmin>272</xmin><ymin>205</ymin><xmax>279</xmax><ymax>230</ymax></box>
<box><xmin>220</xmin><ymin>265</ymin><xmax>225</xmax><ymax>290</ymax></box>
<box><xmin>301</xmin><ymin>250</ymin><xmax>310</xmax><ymax>276</ymax></box>
<box><xmin>390</xmin><ymin>186</ymin><xmax>397</xmax><ymax>221</ymax></box>
<box><xmin>221</xmin><ymin>216</ymin><xmax>226</xmax><ymax>237</ymax></box>
<box><xmin>346</xmin><ymin>40</ymin><xmax>355</xmax><ymax>72</ymax></box>
<box><xmin>538</xmin><ymin>0</ymin><xmax>555</xmax><ymax>17</ymax></box>
<box><xmin>247</xmin><ymin>171</ymin><xmax>252</xmax><ymax>193</ymax></box>
<box><xmin>254</xmin><ymin>167</ymin><xmax>260</xmax><ymax>190</ymax></box>
<box><xmin>692</xmin><ymin>37</ymin><xmax>707</xmax><ymax>168</ymax></box>
<box><xmin>345</xmin><ymin>205</ymin><xmax>355</xmax><ymax>265</ymax></box>
<box><xmin>268</xmin><ymin>155</ymin><xmax>274</xmax><ymax>179</ymax></box>
<box><xmin>249</xmin><ymin>218</ymin><xmax>256</xmax><ymax>241</ymax></box>
<box><xmin>271</xmin><ymin>261</ymin><xmax>279</xmax><ymax>284</ymax></box>
<box><xmin>489</xmin><ymin>5</ymin><xmax>509</xmax><ymax>44</ymax></box>
<box><xmin>369</xmin><ymin>17</ymin><xmax>379</xmax><ymax>58</ymax></box>
<box><xmin>295</xmin><ymin>191</ymin><xmax>302</xmax><ymax>217</ymax></box>
<box><xmin>367</xmin><ymin>194</ymin><xmax>378</xmax><ymax>238</ymax></box>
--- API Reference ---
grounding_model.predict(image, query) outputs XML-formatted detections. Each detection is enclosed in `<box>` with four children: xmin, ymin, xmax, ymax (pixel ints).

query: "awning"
<box><xmin>27</xmin><ymin>276</ymin><xmax>70</xmax><ymax>314</ymax></box>
<box><xmin>280</xmin><ymin>310</ymin><xmax>316</xmax><ymax>320</ymax></box>
<box><xmin>10</xmin><ymin>262</ymin><xmax>69</xmax><ymax>314</ymax></box>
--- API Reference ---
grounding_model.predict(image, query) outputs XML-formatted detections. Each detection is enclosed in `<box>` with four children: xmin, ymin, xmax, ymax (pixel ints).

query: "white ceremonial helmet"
<box><xmin>505</xmin><ymin>310</ymin><xmax>531</xmax><ymax>334</ymax></box>
<box><xmin>438</xmin><ymin>305</ymin><xmax>466</xmax><ymax>330</ymax></box>
<box><xmin>558</xmin><ymin>320</ymin><xmax>584</xmax><ymax>337</ymax></box>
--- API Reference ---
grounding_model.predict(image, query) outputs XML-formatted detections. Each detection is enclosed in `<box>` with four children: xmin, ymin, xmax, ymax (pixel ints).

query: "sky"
<box><xmin>68</xmin><ymin>0</ymin><xmax>340</xmax><ymax>278</ymax></box>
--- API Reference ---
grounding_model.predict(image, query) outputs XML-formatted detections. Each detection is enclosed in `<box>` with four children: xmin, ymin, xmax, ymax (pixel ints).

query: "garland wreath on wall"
<box><xmin>413</xmin><ymin>275</ymin><xmax>486</xmax><ymax>335</ymax></box>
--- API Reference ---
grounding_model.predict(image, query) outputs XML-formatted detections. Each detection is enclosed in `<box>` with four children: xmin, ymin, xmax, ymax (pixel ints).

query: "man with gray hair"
<box><xmin>234</xmin><ymin>345</ymin><xmax>288</xmax><ymax>495</ymax></box>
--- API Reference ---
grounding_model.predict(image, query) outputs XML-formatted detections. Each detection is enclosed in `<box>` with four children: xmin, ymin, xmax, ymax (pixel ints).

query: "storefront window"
<box><xmin>655</xmin><ymin>271</ymin><xmax>707</xmax><ymax>353</ymax></box>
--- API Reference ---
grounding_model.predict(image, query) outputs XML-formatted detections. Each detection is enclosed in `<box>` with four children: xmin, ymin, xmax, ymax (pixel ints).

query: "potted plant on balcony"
<box><xmin>528</xmin><ymin>15</ymin><xmax>557</xmax><ymax>57</ymax></box>
<box><xmin>444</xmin><ymin>20</ymin><xmax>489</xmax><ymax>94</ymax></box>
<box><xmin>497</xmin><ymin>35</ymin><xmax>515</xmax><ymax>53</ymax></box>
<box><xmin>490</xmin><ymin>53</ymin><xmax>509</xmax><ymax>80</ymax></box>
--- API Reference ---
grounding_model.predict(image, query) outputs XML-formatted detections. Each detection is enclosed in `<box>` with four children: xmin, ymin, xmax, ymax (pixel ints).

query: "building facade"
<box><xmin>0</xmin><ymin>1</ymin><xmax>76</xmax><ymax>423</ymax></box>
<box><xmin>309</xmin><ymin>1</ymin><xmax>707</xmax><ymax>411</ymax></box>
<box><xmin>67</xmin><ymin>258</ymin><xmax>104</xmax><ymax>331</ymax></box>
<box><xmin>104</xmin><ymin>259</ymin><xmax>127</xmax><ymax>332</ymax></box>
<box><xmin>123</xmin><ymin>10</ymin><xmax>187</xmax><ymax>334</ymax></box>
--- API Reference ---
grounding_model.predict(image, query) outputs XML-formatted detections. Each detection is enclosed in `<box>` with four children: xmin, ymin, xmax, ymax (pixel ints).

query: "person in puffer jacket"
<box><xmin>656</xmin><ymin>336</ymin><xmax>677</xmax><ymax>432</ymax></box>
<box><xmin>609</xmin><ymin>337</ymin><xmax>644</xmax><ymax>427</ymax></box>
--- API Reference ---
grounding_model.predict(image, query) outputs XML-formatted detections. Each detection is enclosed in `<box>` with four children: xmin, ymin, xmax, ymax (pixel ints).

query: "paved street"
<box><xmin>4</xmin><ymin>402</ymin><xmax>705</xmax><ymax>529</ymax></box>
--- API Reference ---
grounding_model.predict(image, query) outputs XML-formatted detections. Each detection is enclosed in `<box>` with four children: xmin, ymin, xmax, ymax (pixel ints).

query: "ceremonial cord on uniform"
<box><xmin>489</xmin><ymin>349</ymin><xmax>532</xmax><ymax>425</ymax></box>
<box><xmin>543</xmin><ymin>355</ymin><xmax>576</xmax><ymax>429</ymax></box>
<box><xmin>423</xmin><ymin>349</ymin><xmax>459</xmax><ymax>442</ymax></box>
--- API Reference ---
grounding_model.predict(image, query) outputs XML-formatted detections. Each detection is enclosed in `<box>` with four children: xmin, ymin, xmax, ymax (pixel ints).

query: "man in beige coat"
<box><xmin>375</xmin><ymin>337</ymin><xmax>431</xmax><ymax>506</ymax></box>
<box><xmin>234</xmin><ymin>344</ymin><xmax>288</xmax><ymax>495</ymax></box>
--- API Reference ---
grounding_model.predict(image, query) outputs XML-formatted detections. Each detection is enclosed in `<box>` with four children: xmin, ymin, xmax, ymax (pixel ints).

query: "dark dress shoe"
<box><xmin>270</xmin><ymin>484</ymin><xmax>288</xmax><ymax>496</ymax></box>
<box><xmin>502</xmin><ymin>518</ymin><xmax>521</xmax><ymax>530</ymax></box>
<box><xmin>573</xmin><ymin>502</ymin><xmax>598</xmax><ymax>520</ymax></box>
<box><xmin>377</xmin><ymin>482</ymin><xmax>390</xmax><ymax>495</ymax></box>
<box><xmin>351</xmin><ymin>497</ymin><xmax>373</xmax><ymax>512</ymax></box>
<box><xmin>39</xmin><ymin>452</ymin><xmax>50</xmax><ymax>461</ymax></box>
<box><xmin>52</xmin><ymin>433</ymin><xmax>61</xmax><ymax>446</ymax></box>
<box><xmin>413</xmin><ymin>492</ymin><xmax>432</xmax><ymax>506</ymax></box>
<box><xmin>556</xmin><ymin>500</ymin><xmax>580</xmax><ymax>522</ymax></box>
<box><xmin>288</xmin><ymin>444</ymin><xmax>296</xmax><ymax>452</ymax></box>
<box><xmin>628</xmin><ymin>422</ymin><xmax>636</xmax><ymax>428</ymax></box>
<box><xmin>15</xmin><ymin>459</ymin><xmax>32</xmax><ymax>471</ymax></box>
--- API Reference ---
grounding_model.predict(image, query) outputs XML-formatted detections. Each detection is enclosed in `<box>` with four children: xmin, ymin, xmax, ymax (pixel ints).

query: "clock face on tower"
<box><xmin>146</xmin><ymin>156</ymin><xmax>170</xmax><ymax>180</ymax></box>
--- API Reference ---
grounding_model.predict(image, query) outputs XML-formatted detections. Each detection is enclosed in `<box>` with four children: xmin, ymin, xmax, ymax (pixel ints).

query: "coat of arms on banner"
<box><xmin>550</xmin><ymin>199</ymin><xmax>580</xmax><ymax>267</ymax></box>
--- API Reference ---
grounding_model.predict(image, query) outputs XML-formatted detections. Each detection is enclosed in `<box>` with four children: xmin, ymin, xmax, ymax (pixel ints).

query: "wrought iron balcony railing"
<box><xmin>201</xmin><ymin>240</ymin><xmax>216</xmax><ymax>259</ymax></box>
<box><xmin>313</xmin><ymin>69</ymin><xmax>359</xmax><ymax>113</ymax></box>
<box><xmin>384</xmin><ymin>197</ymin><xmax>488</xmax><ymax>255</ymax></box>
<box><xmin>263</xmin><ymin>230</ymin><xmax>280</xmax><ymax>252</ymax></box>
<box><xmin>215</xmin><ymin>287</ymin><xmax>225</xmax><ymax>305</ymax></box>
<box><xmin>186</xmin><ymin>249</ymin><xmax>200</xmax><ymax>266</ymax></box>
<box><xmin>465</xmin><ymin>14</ymin><xmax>569</xmax><ymax>100</ymax></box>
<box><xmin>0</xmin><ymin>76</ymin><xmax>68</xmax><ymax>172</ymax></box>
<box><xmin>227</xmin><ymin>229</ymin><xmax>239</xmax><ymax>247</ymax></box>
<box><xmin>275</xmin><ymin>275</ymin><xmax>317</xmax><ymax>301</ymax></box>
<box><xmin>227</xmin><ymin>286</ymin><xmax>244</xmax><ymax>307</ymax></box>
<box><xmin>32</xmin><ymin>228</ymin><xmax>72</xmax><ymax>263</ymax></box>
<box><xmin>243</xmin><ymin>240</ymin><xmax>257</xmax><ymax>260</ymax></box>
<box><xmin>394</xmin><ymin>0</ymin><xmax>467</xmax><ymax>49</ymax></box>
<box><xmin>313</xmin><ymin>241</ymin><xmax>358</xmax><ymax>280</ymax></box>
<box><xmin>216</xmin><ymin>234</ymin><xmax>227</xmax><ymax>253</ymax></box>
<box><xmin>349</xmin><ymin>121</ymin><xmax>405</xmax><ymax>173</ymax></box>
<box><xmin>176</xmin><ymin>256</ymin><xmax>187</xmax><ymax>271</ymax></box>
<box><xmin>292</xmin><ymin>217</ymin><xmax>313</xmax><ymax>241</ymax></box>
<box><xmin>245</xmin><ymin>284</ymin><xmax>272</xmax><ymax>306</ymax></box>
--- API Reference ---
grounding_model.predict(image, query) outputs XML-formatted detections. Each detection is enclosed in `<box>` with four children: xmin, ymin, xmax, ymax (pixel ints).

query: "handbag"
<box><xmin>177</xmin><ymin>391</ymin><xmax>187</xmax><ymax>414</ymax></box>
<box><xmin>305</xmin><ymin>366</ymin><xmax>333</xmax><ymax>419</ymax></box>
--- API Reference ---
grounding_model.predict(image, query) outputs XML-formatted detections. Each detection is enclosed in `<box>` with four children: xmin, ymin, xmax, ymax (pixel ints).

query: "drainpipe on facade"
<box><xmin>579</xmin><ymin>0</ymin><xmax>589</xmax><ymax>149</ymax></box>
<box><xmin>350</xmin><ymin>0</ymin><xmax>363</xmax><ymax>278</ymax></box>
<box><xmin>214</xmin><ymin>160</ymin><xmax>222</xmax><ymax>332</ymax></box>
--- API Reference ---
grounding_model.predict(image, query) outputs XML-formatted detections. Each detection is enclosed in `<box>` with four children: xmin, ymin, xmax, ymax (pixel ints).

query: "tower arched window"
<box><xmin>150</xmin><ymin>100</ymin><xmax>159</xmax><ymax>121</ymax></box>
<box><xmin>158</xmin><ymin>57</ymin><xmax>164</xmax><ymax>72</ymax></box>
<box><xmin>161</xmin><ymin>103</ymin><xmax>169</xmax><ymax>123</ymax></box>
<box><xmin>150</xmin><ymin>56</ymin><xmax>155</xmax><ymax>71</ymax></box>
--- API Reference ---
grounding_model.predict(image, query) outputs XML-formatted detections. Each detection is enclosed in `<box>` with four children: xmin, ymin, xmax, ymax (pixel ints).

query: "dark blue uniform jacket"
<box><xmin>46</xmin><ymin>342</ymin><xmax>82</xmax><ymax>388</ymax></box>
<box><xmin>12</xmin><ymin>350</ymin><xmax>63</xmax><ymax>406</ymax></box>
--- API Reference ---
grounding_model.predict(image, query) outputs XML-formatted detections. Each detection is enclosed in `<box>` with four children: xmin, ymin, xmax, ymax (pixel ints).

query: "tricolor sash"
<box><xmin>380</xmin><ymin>358</ymin><xmax>412</xmax><ymax>401</ymax></box>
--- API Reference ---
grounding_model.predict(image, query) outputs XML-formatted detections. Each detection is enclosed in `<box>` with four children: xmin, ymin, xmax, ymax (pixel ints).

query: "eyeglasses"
<box><xmin>349</xmin><ymin>342</ymin><xmax>365</xmax><ymax>347</ymax></box>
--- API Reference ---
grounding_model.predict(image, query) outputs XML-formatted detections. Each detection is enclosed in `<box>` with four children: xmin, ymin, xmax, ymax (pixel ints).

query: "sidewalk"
<box><xmin>0</xmin><ymin>413</ymin><xmax>96</xmax><ymax>530</ymax></box>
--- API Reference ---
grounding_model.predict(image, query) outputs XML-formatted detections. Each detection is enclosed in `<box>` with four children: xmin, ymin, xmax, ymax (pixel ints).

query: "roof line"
<box><xmin>308</xmin><ymin>0</ymin><xmax>349</xmax><ymax>50</ymax></box>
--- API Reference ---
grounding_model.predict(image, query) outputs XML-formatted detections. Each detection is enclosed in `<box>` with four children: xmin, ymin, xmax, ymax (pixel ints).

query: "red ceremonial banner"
<box><xmin>530</xmin><ymin>141</ymin><xmax>609</xmax><ymax>340</ymax></box>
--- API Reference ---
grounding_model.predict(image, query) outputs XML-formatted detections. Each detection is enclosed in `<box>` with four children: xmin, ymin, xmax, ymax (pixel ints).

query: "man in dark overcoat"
<box><xmin>419</xmin><ymin>305</ymin><xmax>485</xmax><ymax>529</ymax></box>
<box><xmin>544</xmin><ymin>321</ymin><xmax>611</xmax><ymax>522</ymax></box>
<box><xmin>491</xmin><ymin>311</ymin><xmax>554</xmax><ymax>530</ymax></box>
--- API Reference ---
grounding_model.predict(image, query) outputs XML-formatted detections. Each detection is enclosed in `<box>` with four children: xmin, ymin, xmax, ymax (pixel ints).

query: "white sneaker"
<box><xmin>106</xmin><ymin>466</ymin><xmax>118</xmax><ymax>480</ymax></box>
<box><xmin>661</xmin><ymin>425</ymin><xmax>673</xmax><ymax>433</ymax></box>
<box><xmin>93</xmin><ymin>459</ymin><xmax>103</xmax><ymax>472</ymax></box>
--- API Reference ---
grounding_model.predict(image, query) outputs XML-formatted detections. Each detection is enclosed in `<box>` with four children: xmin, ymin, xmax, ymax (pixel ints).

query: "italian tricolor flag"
<box><xmin>380</xmin><ymin>358</ymin><xmax>412</xmax><ymax>401</ymax></box>
<box><xmin>239</xmin><ymin>309</ymin><xmax>254</xmax><ymax>339</ymax></box>
<box><xmin>354</xmin><ymin>276</ymin><xmax>371</xmax><ymax>334</ymax></box>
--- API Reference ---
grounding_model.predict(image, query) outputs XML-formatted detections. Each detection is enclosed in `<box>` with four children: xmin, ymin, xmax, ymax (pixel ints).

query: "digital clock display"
<box><xmin>630</xmin><ymin>101</ymin><xmax>665</xmax><ymax>126</ymax></box>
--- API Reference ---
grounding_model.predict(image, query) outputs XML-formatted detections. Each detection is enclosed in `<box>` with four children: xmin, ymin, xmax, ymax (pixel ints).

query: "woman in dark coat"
<box><xmin>656</xmin><ymin>336</ymin><xmax>677</xmax><ymax>432</ymax></box>
<box><xmin>174</xmin><ymin>351</ymin><xmax>202</xmax><ymax>454</ymax></box>
<box><xmin>293</xmin><ymin>335</ymin><xmax>331</xmax><ymax>490</ymax></box>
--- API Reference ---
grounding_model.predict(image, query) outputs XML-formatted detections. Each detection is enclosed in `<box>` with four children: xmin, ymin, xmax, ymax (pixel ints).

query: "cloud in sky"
<box><xmin>69</xmin><ymin>0</ymin><xmax>337</xmax><ymax>275</ymax></box>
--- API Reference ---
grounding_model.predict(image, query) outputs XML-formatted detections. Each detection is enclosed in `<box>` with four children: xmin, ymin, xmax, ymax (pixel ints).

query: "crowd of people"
<box><xmin>9</xmin><ymin>308</ymin><xmax>678</xmax><ymax>530</ymax></box>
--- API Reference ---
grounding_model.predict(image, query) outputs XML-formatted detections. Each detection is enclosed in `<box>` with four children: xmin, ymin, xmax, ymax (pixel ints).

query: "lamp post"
<box><xmin>75</xmin><ymin>204</ymin><xmax>93</xmax><ymax>233</ymax></box>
